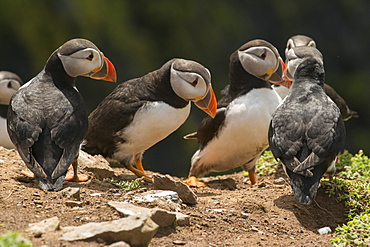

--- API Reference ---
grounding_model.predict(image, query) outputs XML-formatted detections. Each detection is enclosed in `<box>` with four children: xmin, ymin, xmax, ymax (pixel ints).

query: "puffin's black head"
<box><xmin>284</xmin><ymin>46</ymin><xmax>324</xmax><ymax>82</ymax></box>
<box><xmin>231</xmin><ymin>39</ymin><xmax>286</xmax><ymax>85</ymax></box>
<box><xmin>0</xmin><ymin>71</ymin><xmax>23</xmax><ymax>105</ymax></box>
<box><xmin>45</xmin><ymin>38</ymin><xmax>116</xmax><ymax>82</ymax></box>
<box><xmin>295</xmin><ymin>57</ymin><xmax>325</xmax><ymax>83</ymax></box>
<box><xmin>169</xmin><ymin>58</ymin><xmax>217</xmax><ymax>118</ymax></box>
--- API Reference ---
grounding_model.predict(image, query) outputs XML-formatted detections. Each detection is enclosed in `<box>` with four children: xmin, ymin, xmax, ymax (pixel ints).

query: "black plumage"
<box><xmin>7</xmin><ymin>38</ymin><xmax>116</xmax><ymax>191</ymax></box>
<box><xmin>269</xmin><ymin>47</ymin><xmax>346</xmax><ymax>204</ymax></box>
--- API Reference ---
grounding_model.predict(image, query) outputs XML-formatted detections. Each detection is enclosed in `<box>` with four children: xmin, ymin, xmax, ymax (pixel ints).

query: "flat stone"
<box><xmin>27</xmin><ymin>216</ymin><xmax>60</xmax><ymax>236</ymax></box>
<box><xmin>108</xmin><ymin>201</ymin><xmax>177</xmax><ymax>227</ymax></box>
<box><xmin>78</xmin><ymin>150</ymin><xmax>114</xmax><ymax>179</ymax></box>
<box><xmin>174</xmin><ymin>212</ymin><xmax>190</xmax><ymax>226</ymax></box>
<box><xmin>108</xmin><ymin>201</ymin><xmax>151</xmax><ymax>217</ymax></box>
<box><xmin>152</xmin><ymin>174</ymin><xmax>197</xmax><ymax>204</ymax></box>
<box><xmin>150</xmin><ymin>208</ymin><xmax>176</xmax><ymax>227</ymax></box>
<box><xmin>61</xmin><ymin>216</ymin><xmax>158</xmax><ymax>246</ymax></box>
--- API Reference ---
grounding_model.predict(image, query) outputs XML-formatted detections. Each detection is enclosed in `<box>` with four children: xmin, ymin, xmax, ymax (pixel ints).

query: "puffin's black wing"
<box><xmin>268</xmin><ymin>94</ymin><xmax>345</xmax><ymax>174</ymax></box>
<box><xmin>7</xmin><ymin>87</ymin><xmax>44</xmax><ymax>178</ymax></box>
<box><xmin>8</xmin><ymin>81</ymin><xmax>88</xmax><ymax>180</ymax></box>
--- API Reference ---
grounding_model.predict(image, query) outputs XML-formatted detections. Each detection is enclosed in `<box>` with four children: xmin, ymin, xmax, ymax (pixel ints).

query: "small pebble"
<box><xmin>65</xmin><ymin>201</ymin><xmax>83</xmax><ymax>207</ymax></box>
<box><xmin>317</xmin><ymin>227</ymin><xmax>332</xmax><ymax>235</ymax></box>
<box><xmin>173</xmin><ymin>240</ymin><xmax>186</xmax><ymax>245</ymax></box>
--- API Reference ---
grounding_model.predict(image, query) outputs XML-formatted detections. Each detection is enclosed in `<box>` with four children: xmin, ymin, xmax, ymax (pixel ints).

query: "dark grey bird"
<box><xmin>82</xmin><ymin>58</ymin><xmax>217</xmax><ymax>182</ymax></box>
<box><xmin>268</xmin><ymin>46</ymin><xmax>346</xmax><ymax>204</ymax></box>
<box><xmin>273</xmin><ymin>34</ymin><xmax>358</xmax><ymax>121</ymax></box>
<box><xmin>184</xmin><ymin>39</ymin><xmax>285</xmax><ymax>187</ymax></box>
<box><xmin>7</xmin><ymin>38</ymin><xmax>117</xmax><ymax>191</ymax></box>
<box><xmin>0</xmin><ymin>71</ymin><xmax>23</xmax><ymax>149</ymax></box>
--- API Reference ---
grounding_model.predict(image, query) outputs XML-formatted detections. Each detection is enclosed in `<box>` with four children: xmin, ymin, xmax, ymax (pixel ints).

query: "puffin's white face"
<box><xmin>238</xmin><ymin>46</ymin><xmax>280</xmax><ymax>80</ymax></box>
<box><xmin>57</xmin><ymin>48</ymin><xmax>103</xmax><ymax>78</ymax></box>
<box><xmin>0</xmin><ymin>78</ymin><xmax>21</xmax><ymax>104</ymax></box>
<box><xmin>285</xmin><ymin>37</ymin><xmax>316</xmax><ymax>60</ymax></box>
<box><xmin>170</xmin><ymin>65</ymin><xmax>211</xmax><ymax>101</ymax></box>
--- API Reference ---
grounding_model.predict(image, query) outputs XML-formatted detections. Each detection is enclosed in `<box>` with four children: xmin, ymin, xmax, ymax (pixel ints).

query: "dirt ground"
<box><xmin>0</xmin><ymin>147</ymin><xmax>347</xmax><ymax>247</ymax></box>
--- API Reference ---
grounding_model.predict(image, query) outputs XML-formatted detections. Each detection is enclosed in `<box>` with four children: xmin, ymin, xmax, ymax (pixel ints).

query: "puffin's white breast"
<box><xmin>0</xmin><ymin>117</ymin><xmax>15</xmax><ymax>149</ymax></box>
<box><xmin>113</xmin><ymin>101</ymin><xmax>191</xmax><ymax>161</ymax></box>
<box><xmin>192</xmin><ymin>88</ymin><xmax>281</xmax><ymax>172</ymax></box>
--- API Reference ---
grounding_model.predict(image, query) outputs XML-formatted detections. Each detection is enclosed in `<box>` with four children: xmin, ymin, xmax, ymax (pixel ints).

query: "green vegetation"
<box><xmin>105</xmin><ymin>177</ymin><xmax>144</xmax><ymax>192</ymax></box>
<box><xmin>0</xmin><ymin>231</ymin><xmax>33</xmax><ymax>247</ymax></box>
<box><xmin>255</xmin><ymin>150</ymin><xmax>281</xmax><ymax>176</ymax></box>
<box><xmin>322</xmin><ymin>150</ymin><xmax>370</xmax><ymax>246</ymax></box>
<box><xmin>257</xmin><ymin>150</ymin><xmax>370</xmax><ymax>246</ymax></box>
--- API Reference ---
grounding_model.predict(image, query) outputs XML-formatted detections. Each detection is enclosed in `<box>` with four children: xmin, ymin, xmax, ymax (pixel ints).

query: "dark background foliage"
<box><xmin>1</xmin><ymin>0</ymin><xmax>368</xmax><ymax>176</ymax></box>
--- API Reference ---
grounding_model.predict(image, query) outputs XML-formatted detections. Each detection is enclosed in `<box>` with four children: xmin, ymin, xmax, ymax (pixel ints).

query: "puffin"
<box><xmin>273</xmin><ymin>34</ymin><xmax>358</xmax><ymax>121</ymax></box>
<box><xmin>268</xmin><ymin>46</ymin><xmax>346</xmax><ymax>204</ymax></box>
<box><xmin>184</xmin><ymin>39</ymin><xmax>285</xmax><ymax>187</ymax></box>
<box><xmin>0</xmin><ymin>71</ymin><xmax>23</xmax><ymax>149</ymax></box>
<box><xmin>82</xmin><ymin>58</ymin><xmax>217</xmax><ymax>182</ymax></box>
<box><xmin>7</xmin><ymin>38</ymin><xmax>117</xmax><ymax>191</ymax></box>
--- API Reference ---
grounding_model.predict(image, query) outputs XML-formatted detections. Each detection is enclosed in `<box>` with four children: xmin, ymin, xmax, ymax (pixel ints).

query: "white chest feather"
<box><xmin>0</xmin><ymin>117</ymin><xmax>14</xmax><ymax>149</ymax></box>
<box><xmin>193</xmin><ymin>88</ymin><xmax>281</xmax><ymax>171</ymax></box>
<box><xmin>113</xmin><ymin>102</ymin><xmax>191</xmax><ymax>160</ymax></box>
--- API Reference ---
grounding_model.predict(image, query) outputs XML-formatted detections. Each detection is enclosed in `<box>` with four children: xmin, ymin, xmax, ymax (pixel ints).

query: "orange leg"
<box><xmin>125</xmin><ymin>164</ymin><xmax>152</xmax><ymax>182</ymax></box>
<box><xmin>124</xmin><ymin>156</ymin><xmax>152</xmax><ymax>182</ymax></box>
<box><xmin>248</xmin><ymin>169</ymin><xmax>257</xmax><ymax>185</ymax></box>
<box><xmin>186</xmin><ymin>176</ymin><xmax>207</xmax><ymax>187</ymax></box>
<box><xmin>135</xmin><ymin>159</ymin><xmax>146</xmax><ymax>173</ymax></box>
<box><xmin>65</xmin><ymin>159</ymin><xmax>89</xmax><ymax>182</ymax></box>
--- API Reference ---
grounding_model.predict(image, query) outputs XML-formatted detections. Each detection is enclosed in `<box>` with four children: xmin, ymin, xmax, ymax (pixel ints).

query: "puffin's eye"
<box><xmin>260</xmin><ymin>52</ymin><xmax>267</xmax><ymax>60</ymax></box>
<box><xmin>86</xmin><ymin>54</ymin><xmax>94</xmax><ymax>61</ymax></box>
<box><xmin>190</xmin><ymin>78</ymin><xmax>198</xmax><ymax>87</ymax></box>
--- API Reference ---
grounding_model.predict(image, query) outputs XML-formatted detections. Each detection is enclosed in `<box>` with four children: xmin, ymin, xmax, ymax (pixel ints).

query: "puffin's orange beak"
<box><xmin>90</xmin><ymin>56</ymin><xmax>117</xmax><ymax>82</ymax></box>
<box><xmin>270</xmin><ymin>59</ymin><xmax>291</xmax><ymax>88</ymax></box>
<box><xmin>194</xmin><ymin>87</ymin><xmax>217</xmax><ymax>118</ymax></box>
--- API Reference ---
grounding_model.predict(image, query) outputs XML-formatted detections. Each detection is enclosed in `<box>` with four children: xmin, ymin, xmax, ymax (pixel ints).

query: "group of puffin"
<box><xmin>1</xmin><ymin>35</ymin><xmax>355</xmax><ymax>204</ymax></box>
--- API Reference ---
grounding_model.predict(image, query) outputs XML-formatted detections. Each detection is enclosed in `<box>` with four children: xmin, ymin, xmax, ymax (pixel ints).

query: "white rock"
<box><xmin>317</xmin><ymin>226</ymin><xmax>332</xmax><ymax>235</ymax></box>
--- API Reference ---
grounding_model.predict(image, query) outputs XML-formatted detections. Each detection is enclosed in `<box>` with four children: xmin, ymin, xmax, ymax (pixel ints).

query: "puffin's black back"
<box><xmin>268</xmin><ymin>57</ymin><xmax>345</xmax><ymax>204</ymax></box>
<box><xmin>7</xmin><ymin>41</ymin><xmax>89</xmax><ymax>191</ymax></box>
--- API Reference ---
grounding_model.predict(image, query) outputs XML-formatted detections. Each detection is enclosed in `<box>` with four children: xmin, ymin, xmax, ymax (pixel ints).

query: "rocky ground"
<box><xmin>0</xmin><ymin>147</ymin><xmax>347</xmax><ymax>247</ymax></box>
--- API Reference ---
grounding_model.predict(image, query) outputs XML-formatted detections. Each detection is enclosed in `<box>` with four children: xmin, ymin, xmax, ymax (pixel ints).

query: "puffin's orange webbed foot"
<box><xmin>65</xmin><ymin>172</ymin><xmax>89</xmax><ymax>182</ymax></box>
<box><xmin>21</xmin><ymin>170</ymin><xmax>35</xmax><ymax>178</ymax></box>
<box><xmin>186</xmin><ymin>176</ymin><xmax>207</xmax><ymax>187</ymax></box>
<box><xmin>65</xmin><ymin>158</ymin><xmax>89</xmax><ymax>182</ymax></box>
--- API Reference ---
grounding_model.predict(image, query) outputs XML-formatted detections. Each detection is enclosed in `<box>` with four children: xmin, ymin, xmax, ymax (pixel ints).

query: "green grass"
<box><xmin>320</xmin><ymin>150</ymin><xmax>370</xmax><ymax>246</ymax></box>
<box><xmin>0</xmin><ymin>231</ymin><xmax>33</xmax><ymax>247</ymax></box>
<box><xmin>255</xmin><ymin>150</ymin><xmax>282</xmax><ymax>176</ymax></box>
<box><xmin>104</xmin><ymin>177</ymin><xmax>144</xmax><ymax>191</ymax></box>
